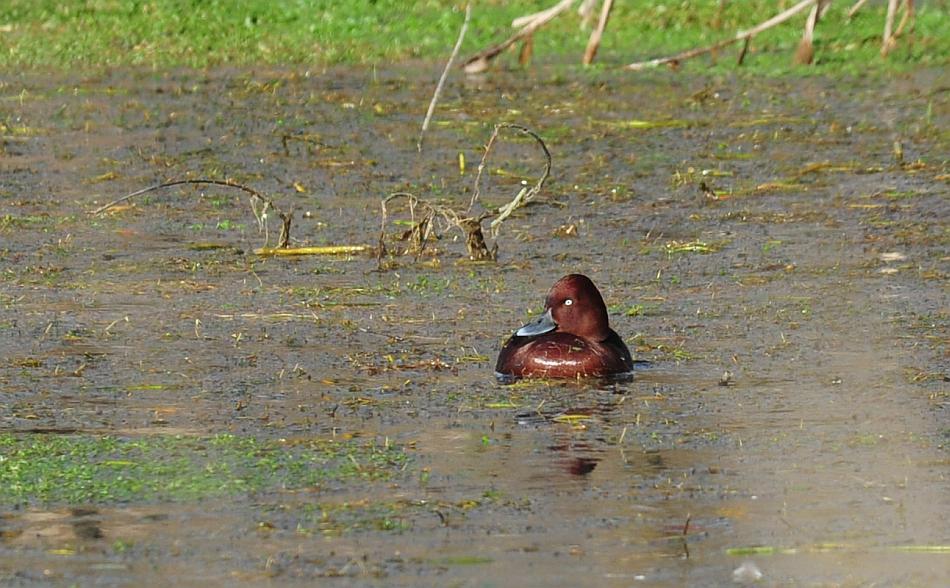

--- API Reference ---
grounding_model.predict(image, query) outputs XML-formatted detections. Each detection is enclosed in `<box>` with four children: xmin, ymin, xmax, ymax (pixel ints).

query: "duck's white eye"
<box><xmin>564</xmin><ymin>299</ymin><xmax>573</xmax><ymax>306</ymax></box>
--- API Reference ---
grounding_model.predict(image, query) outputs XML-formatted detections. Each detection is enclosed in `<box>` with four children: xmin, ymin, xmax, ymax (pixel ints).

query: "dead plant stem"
<box><xmin>626</xmin><ymin>0</ymin><xmax>817</xmax><ymax>70</ymax></box>
<box><xmin>417</xmin><ymin>3</ymin><xmax>471</xmax><ymax>152</ymax></box>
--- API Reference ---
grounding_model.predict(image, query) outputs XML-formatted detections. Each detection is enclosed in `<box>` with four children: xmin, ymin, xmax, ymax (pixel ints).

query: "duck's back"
<box><xmin>495</xmin><ymin>330</ymin><xmax>633</xmax><ymax>379</ymax></box>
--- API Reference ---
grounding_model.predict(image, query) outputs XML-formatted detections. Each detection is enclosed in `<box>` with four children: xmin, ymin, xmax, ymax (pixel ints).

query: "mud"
<box><xmin>0</xmin><ymin>64</ymin><xmax>947</xmax><ymax>586</ymax></box>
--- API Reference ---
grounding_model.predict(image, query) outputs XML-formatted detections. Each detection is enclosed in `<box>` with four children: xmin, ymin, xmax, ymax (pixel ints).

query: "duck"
<box><xmin>495</xmin><ymin>274</ymin><xmax>634</xmax><ymax>380</ymax></box>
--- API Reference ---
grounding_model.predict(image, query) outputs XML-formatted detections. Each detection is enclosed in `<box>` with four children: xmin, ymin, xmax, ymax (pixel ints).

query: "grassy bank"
<box><xmin>0</xmin><ymin>1</ymin><xmax>947</xmax><ymax>73</ymax></box>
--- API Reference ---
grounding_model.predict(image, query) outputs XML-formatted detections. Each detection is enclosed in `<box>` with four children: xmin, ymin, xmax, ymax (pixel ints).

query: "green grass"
<box><xmin>271</xmin><ymin>500</ymin><xmax>417</xmax><ymax>536</ymax></box>
<box><xmin>0</xmin><ymin>433</ymin><xmax>409</xmax><ymax>505</ymax></box>
<box><xmin>0</xmin><ymin>1</ymin><xmax>946</xmax><ymax>73</ymax></box>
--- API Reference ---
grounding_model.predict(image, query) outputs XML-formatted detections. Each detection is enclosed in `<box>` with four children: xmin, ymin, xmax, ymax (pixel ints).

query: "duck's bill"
<box><xmin>516</xmin><ymin>308</ymin><xmax>556</xmax><ymax>337</ymax></box>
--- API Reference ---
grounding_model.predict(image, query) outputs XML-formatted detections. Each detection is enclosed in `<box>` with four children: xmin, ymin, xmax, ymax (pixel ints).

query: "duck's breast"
<box><xmin>496</xmin><ymin>332</ymin><xmax>630</xmax><ymax>378</ymax></box>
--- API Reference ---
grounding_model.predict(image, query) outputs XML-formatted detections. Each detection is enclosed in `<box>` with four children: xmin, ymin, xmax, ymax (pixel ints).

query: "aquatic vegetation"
<box><xmin>0</xmin><ymin>434</ymin><xmax>410</xmax><ymax>505</ymax></box>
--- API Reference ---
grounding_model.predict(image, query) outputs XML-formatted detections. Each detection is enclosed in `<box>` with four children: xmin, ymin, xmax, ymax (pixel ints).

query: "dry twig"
<box><xmin>462</xmin><ymin>0</ymin><xmax>575</xmax><ymax>73</ymax></box>
<box><xmin>626</xmin><ymin>0</ymin><xmax>818</xmax><ymax>70</ymax></box>
<box><xmin>481</xmin><ymin>124</ymin><xmax>551</xmax><ymax>237</ymax></box>
<box><xmin>794</xmin><ymin>0</ymin><xmax>828</xmax><ymax>65</ymax></box>
<box><xmin>578</xmin><ymin>0</ymin><xmax>599</xmax><ymax>27</ymax></box>
<box><xmin>91</xmin><ymin>179</ymin><xmax>291</xmax><ymax>249</ymax></box>
<box><xmin>882</xmin><ymin>0</ymin><xmax>899</xmax><ymax>54</ymax></box>
<box><xmin>583</xmin><ymin>0</ymin><xmax>614</xmax><ymax>65</ymax></box>
<box><xmin>882</xmin><ymin>0</ymin><xmax>914</xmax><ymax>56</ymax></box>
<box><xmin>418</xmin><ymin>3</ymin><xmax>471</xmax><ymax>152</ymax></box>
<box><xmin>848</xmin><ymin>0</ymin><xmax>871</xmax><ymax>19</ymax></box>
<box><xmin>894</xmin><ymin>0</ymin><xmax>915</xmax><ymax>39</ymax></box>
<box><xmin>378</xmin><ymin>123</ymin><xmax>551</xmax><ymax>266</ymax></box>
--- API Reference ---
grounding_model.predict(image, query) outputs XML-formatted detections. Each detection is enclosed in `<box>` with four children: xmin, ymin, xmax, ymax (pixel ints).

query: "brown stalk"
<box><xmin>894</xmin><ymin>0</ymin><xmax>915</xmax><ymax>38</ymax></box>
<box><xmin>461</xmin><ymin>0</ymin><xmax>575</xmax><ymax>73</ymax></box>
<box><xmin>886</xmin><ymin>0</ymin><xmax>915</xmax><ymax>55</ymax></box>
<box><xmin>794</xmin><ymin>0</ymin><xmax>825</xmax><ymax>65</ymax></box>
<box><xmin>583</xmin><ymin>0</ymin><xmax>614</xmax><ymax>65</ymax></box>
<box><xmin>418</xmin><ymin>3</ymin><xmax>471</xmax><ymax>152</ymax></box>
<box><xmin>737</xmin><ymin>37</ymin><xmax>752</xmax><ymax>65</ymax></box>
<box><xmin>882</xmin><ymin>0</ymin><xmax>899</xmax><ymax>55</ymax></box>
<box><xmin>519</xmin><ymin>34</ymin><xmax>535</xmax><ymax>67</ymax></box>
<box><xmin>626</xmin><ymin>0</ymin><xmax>818</xmax><ymax>71</ymax></box>
<box><xmin>848</xmin><ymin>0</ymin><xmax>870</xmax><ymax>19</ymax></box>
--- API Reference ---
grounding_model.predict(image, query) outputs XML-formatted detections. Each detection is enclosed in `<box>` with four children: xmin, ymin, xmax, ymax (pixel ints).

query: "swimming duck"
<box><xmin>495</xmin><ymin>274</ymin><xmax>634</xmax><ymax>380</ymax></box>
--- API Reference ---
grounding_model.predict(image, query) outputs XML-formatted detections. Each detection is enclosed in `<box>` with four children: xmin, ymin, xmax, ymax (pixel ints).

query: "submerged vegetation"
<box><xmin>0</xmin><ymin>433</ymin><xmax>409</xmax><ymax>505</ymax></box>
<box><xmin>0</xmin><ymin>1</ymin><xmax>946</xmax><ymax>73</ymax></box>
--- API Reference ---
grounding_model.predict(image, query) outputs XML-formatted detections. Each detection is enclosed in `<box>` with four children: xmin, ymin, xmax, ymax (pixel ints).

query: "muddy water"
<box><xmin>0</xmin><ymin>65</ymin><xmax>947</xmax><ymax>585</ymax></box>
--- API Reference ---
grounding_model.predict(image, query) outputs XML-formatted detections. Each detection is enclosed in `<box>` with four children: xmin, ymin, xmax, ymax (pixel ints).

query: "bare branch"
<box><xmin>462</xmin><ymin>0</ymin><xmax>574</xmax><ymax>73</ymax></box>
<box><xmin>92</xmin><ymin>179</ymin><xmax>269</xmax><ymax>216</ymax></box>
<box><xmin>883</xmin><ymin>0</ymin><xmax>915</xmax><ymax>56</ymax></box>
<box><xmin>848</xmin><ymin>0</ymin><xmax>871</xmax><ymax>19</ymax></box>
<box><xmin>626</xmin><ymin>0</ymin><xmax>817</xmax><ymax>71</ymax></box>
<box><xmin>578</xmin><ymin>0</ymin><xmax>599</xmax><ymax>28</ymax></box>
<box><xmin>735</xmin><ymin>0</ymin><xmax>818</xmax><ymax>39</ymax></box>
<box><xmin>418</xmin><ymin>3</ymin><xmax>471</xmax><ymax>152</ymax></box>
<box><xmin>92</xmin><ymin>179</ymin><xmax>291</xmax><ymax>249</ymax></box>
<box><xmin>794</xmin><ymin>0</ymin><xmax>826</xmax><ymax>65</ymax></box>
<box><xmin>484</xmin><ymin>124</ymin><xmax>552</xmax><ymax>237</ymax></box>
<box><xmin>583</xmin><ymin>0</ymin><xmax>614</xmax><ymax>65</ymax></box>
<box><xmin>512</xmin><ymin>0</ymin><xmax>575</xmax><ymax>28</ymax></box>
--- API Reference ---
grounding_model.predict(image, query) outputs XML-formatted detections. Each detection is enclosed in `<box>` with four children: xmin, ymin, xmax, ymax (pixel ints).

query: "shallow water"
<box><xmin>0</xmin><ymin>64</ymin><xmax>947</xmax><ymax>586</ymax></box>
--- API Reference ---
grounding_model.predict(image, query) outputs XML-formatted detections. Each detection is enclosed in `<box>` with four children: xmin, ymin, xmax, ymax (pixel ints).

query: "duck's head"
<box><xmin>516</xmin><ymin>274</ymin><xmax>611</xmax><ymax>342</ymax></box>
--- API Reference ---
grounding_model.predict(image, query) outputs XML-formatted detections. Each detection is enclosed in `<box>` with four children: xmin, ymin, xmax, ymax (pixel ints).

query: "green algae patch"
<box><xmin>0</xmin><ymin>433</ymin><xmax>409</xmax><ymax>506</ymax></box>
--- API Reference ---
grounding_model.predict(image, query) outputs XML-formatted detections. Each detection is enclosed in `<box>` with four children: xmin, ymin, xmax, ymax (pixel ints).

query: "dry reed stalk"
<box><xmin>418</xmin><ymin>3</ymin><xmax>471</xmax><ymax>152</ymax></box>
<box><xmin>794</xmin><ymin>0</ymin><xmax>824</xmax><ymax>65</ymax></box>
<box><xmin>578</xmin><ymin>0</ymin><xmax>599</xmax><ymax>27</ymax></box>
<box><xmin>888</xmin><ymin>0</ymin><xmax>915</xmax><ymax>54</ymax></box>
<box><xmin>626</xmin><ymin>0</ymin><xmax>817</xmax><ymax>70</ymax></box>
<box><xmin>848</xmin><ymin>0</ymin><xmax>870</xmax><ymax>19</ymax></box>
<box><xmin>462</xmin><ymin>0</ymin><xmax>575</xmax><ymax>73</ymax></box>
<box><xmin>882</xmin><ymin>0</ymin><xmax>899</xmax><ymax>54</ymax></box>
<box><xmin>582</xmin><ymin>0</ymin><xmax>614</xmax><ymax>65</ymax></box>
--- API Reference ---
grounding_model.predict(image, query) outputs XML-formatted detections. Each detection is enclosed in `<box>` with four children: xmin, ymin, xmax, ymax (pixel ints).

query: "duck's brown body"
<box><xmin>496</xmin><ymin>330</ymin><xmax>633</xmax><ymax>379</ymax></box>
